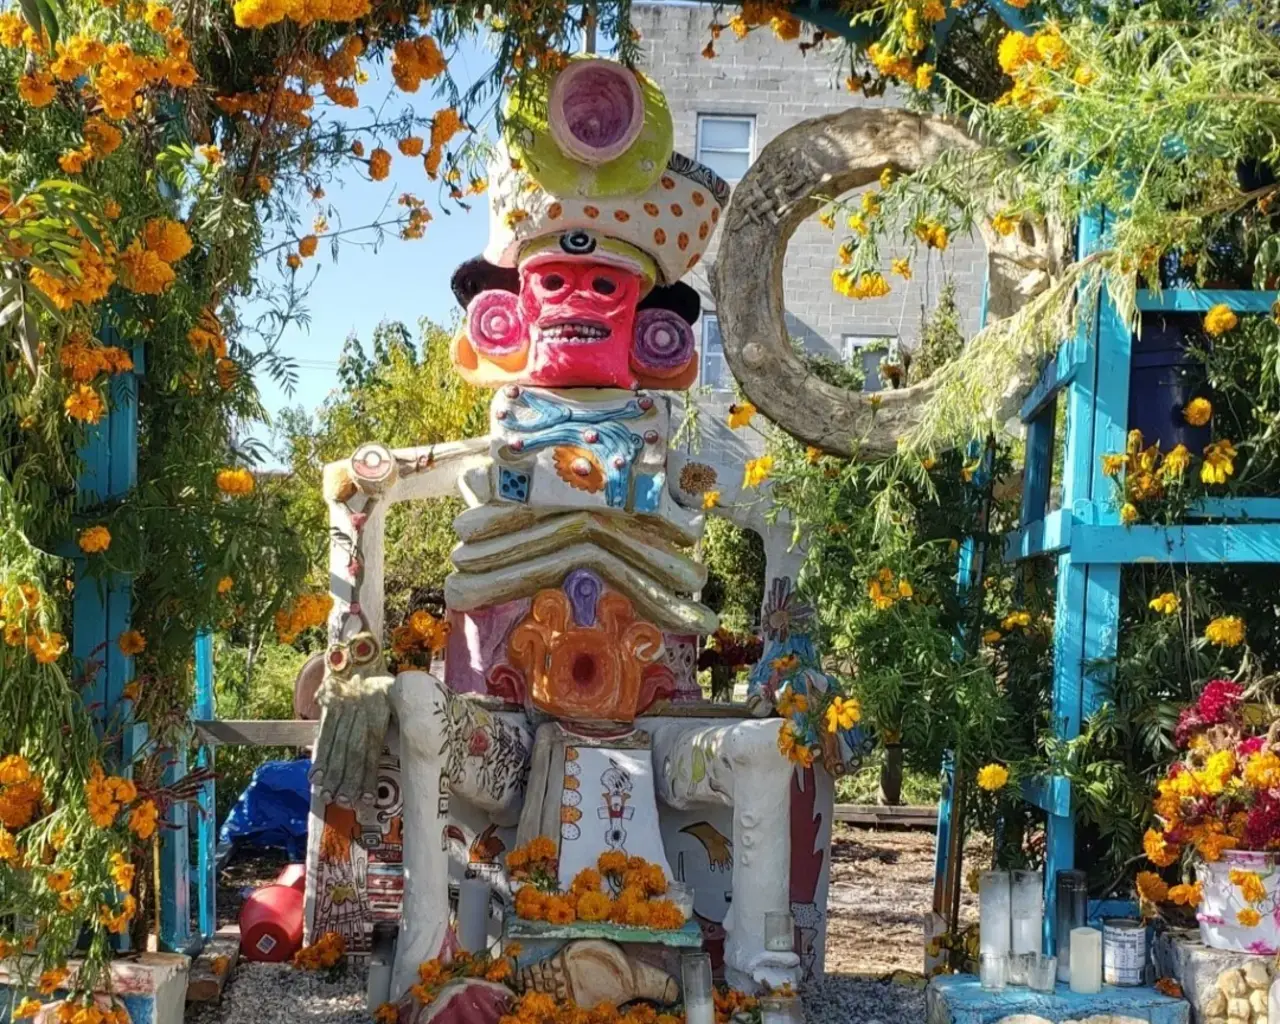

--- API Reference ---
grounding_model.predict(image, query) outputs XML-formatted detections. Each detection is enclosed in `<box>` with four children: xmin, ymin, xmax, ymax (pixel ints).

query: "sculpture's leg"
<box><xmin>649</xmin><ymin>718</ymin><xmax>800</xmax><ymax>992</ymax></box>
<box><xmin>391</xmin><ymin>671</ymin><xmax>532</xmax><ymax>1001</ymax></box>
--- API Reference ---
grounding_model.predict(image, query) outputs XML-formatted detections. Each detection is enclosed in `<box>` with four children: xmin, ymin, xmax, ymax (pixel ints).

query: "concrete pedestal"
<box><xmin>0</xmin><ymin>952</ymin><xmax>189</xmax><ymax>1024</ymax></box>
<box><xmin>926</xmin><ymin>974</ymin><xmax>1189</xmax><ymax>1024</ymax></box>
<box><xmin>1151</xmin><ymin>929</ymin><xmax>1274</xmax><ymax>1024</ymax></box>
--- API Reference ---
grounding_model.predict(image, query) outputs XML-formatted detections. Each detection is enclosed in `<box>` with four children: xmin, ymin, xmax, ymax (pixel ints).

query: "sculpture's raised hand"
<box><xmin>309</xmin><ymin>669</ymin><xmax>394</xmax><ymax>807</ymax></box>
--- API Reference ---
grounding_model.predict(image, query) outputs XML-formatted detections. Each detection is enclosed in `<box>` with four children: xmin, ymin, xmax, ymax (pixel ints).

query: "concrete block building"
<box><xmin>633</xmin><ymin>1</ymin><xmax>987</xmax><ymax>394</ymax></box>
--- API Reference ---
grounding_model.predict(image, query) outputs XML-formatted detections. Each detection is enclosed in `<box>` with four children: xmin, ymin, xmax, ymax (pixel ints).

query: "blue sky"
<box><xmin>248</xmin><ymin>36</ymin><xmax>503</xmax><ymax>440</ymax></box>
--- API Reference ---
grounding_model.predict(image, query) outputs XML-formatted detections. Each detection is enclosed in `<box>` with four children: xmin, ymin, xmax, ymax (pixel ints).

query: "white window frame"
<box><xmin>695</xmin><ymin>114</ymin><xmax>756</xmax><ymax>182</ymax></box>
<box><xmin>700</xmin><ymin>313</ymin><xmax>732</xmax><ymax>391</ymax></box>
<box><xmin>841</xmin><ymin>334</ymin><xmax>895</xmax><ymax>393</ymax></box>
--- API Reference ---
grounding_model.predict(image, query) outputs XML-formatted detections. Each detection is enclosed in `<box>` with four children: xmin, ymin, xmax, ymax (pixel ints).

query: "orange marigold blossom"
<box><xmin>216</xmin><ymin>467</ymin><xmax>255</xmax><ymax>496</ymax></box>
<box><xmin>117</xmin><ymin>630</ymin><xmax>145</xmax><ymax>656</ymax></box>
<box><xmin>78</xmin><ymin>525</ymin><xmax>112</xmax><ymax>553</ymax></box>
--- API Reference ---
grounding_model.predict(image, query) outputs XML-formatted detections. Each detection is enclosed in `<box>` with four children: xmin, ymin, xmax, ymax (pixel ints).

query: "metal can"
<box><xmin>1102</xmin><ymin>917</ymin><xmax>1147</xmax><ymax>986</ymax></box>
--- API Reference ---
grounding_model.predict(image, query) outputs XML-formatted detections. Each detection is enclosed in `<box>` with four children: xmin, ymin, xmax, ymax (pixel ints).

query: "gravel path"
<box><xmin>193</xmin><ymin>825</ymin><xmax>954</xmax><ymax>1023</ymax></box>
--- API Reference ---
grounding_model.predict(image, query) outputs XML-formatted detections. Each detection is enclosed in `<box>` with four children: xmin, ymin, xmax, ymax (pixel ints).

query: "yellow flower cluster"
<box><xmin>216</xmin><ymin>467</ymin><xmax>255</xmax><ymax>496</ymax></box>
<box><xmin>1203</xmin><ymin>304</ymin><xmax>1238</xmax><ymax>337</ymax></box>
<box><xmin>832</xmin><ymin>269</ymin><xmax>890</xmax><ymax>300</ymax></box>
<box><xmin>513</xmin><ymin>850</ymin><xmax>685</xmax><ymax>930</ymax></box>
<box><xmin>1148</xmin><ymin>592</ymin><xmax>1180</xmax><ymax>615</ymax></box>
<box><xmin>294</xmin><ymin>931</ymin><xmax>346</xmax><ymax>969</ymax></box>
<box><xmin>775</xmin><ymin>721</ymin><xmax>813</xmax><ymax>768</ymax></box>
<box><xmin>118</xmin><ymin>218</ymin><xmax>193</xmax><ymax>295</ymax></box>
<box><xmin>233</xmin><ymin>0</ymin><xmax>370</xmax><ymax>30</ymax></box>
<box><xmin>85</xmin><ymin>762</ymin><xmax>136</xmax><ymax>829</ymax></box>
<box><xmin>60</xmin><ymin>337</ymin><xmax>133</xmax><ymax>383</ymax></box>
<box><xmin>976</xmin><ymin>763</ymin><xmax>1009</xmax><ymax>791</ymax></box>
<box><xmin>1204</xmin><ymin>615</ymin><xmax>1245</xmax><ymax>648</ymax></box>
<box><xmin>391</xmin><ymin>35</ymin><xmax>447</xmax><ymax>93</ymax></box>
<box><xmin>742</xmin><ymin>455</ymin><xmax>774</xmax><ymax>489</ymax></box>
<box><xmin>390</xmin><ymin>609</ymin><xmax>451</xmax><ymax>667</ymax></box>
<box><xmin>995</xmin><ymin>26</ymin><xmax>1078</xmax><ymax>113</ymax></box>
<box><xmin>868</xmin><ymin>567</ymin><xmax>912</xmax><ymax>610</ymax></box>
<box><xmin>825</xmin><ymin>695</ymin><xmax>860</xmax><ymax>733</ymax></box>
<box><xmin>188</xmin><ymin>307</ymin><xmax>228</xmax><ymax>359</ymax></box>
<box><xmin>65</xmin><ymin>384</ymin><xmax>106</xmax><ymax>424</ymax></box>
<box><xmin>727</xmin><ymin>402</ymin><xmax>756</xmax><ymax>429</ymax></box>
<box><xmin>77</xmin><ymin>525</ymin><xmax>112</xmax><ymax>554</ymax></box>
<box><xmin>275</xmin><ymin>592</ymin><xmax>333</xmax><ymax>644</ymax></box>
<box><xmin>30</xmin><ymin>239</ymin><xmax>115</xmax><ymax>311</ymax></box>
<box><xmin>411</xmin><ymin>950</ymin><xmax>514</xmax><ymax>1007</ymax></box>
<box><xmin>0</xmin><ymin>755</ymin><xmax>44</xmax><ymax>829</ymax></box>
<box><xmin>498</xmin><ymin>991</ymin><xmax>681</xmax><ymax>1024</ymax></box>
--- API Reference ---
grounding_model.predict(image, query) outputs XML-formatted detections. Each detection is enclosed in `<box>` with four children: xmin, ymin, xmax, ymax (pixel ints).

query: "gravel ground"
<box><xmin>193</xmin><ymin>825</ymin><xmax>962</xmax><ymax>1024</ymax></box>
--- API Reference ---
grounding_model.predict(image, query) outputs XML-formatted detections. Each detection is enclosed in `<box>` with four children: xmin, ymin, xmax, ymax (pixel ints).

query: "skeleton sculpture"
<box><xmin>307</xmin><ymin>58</ymin><xmax>863</xmax><ymax>1010</ymax></box>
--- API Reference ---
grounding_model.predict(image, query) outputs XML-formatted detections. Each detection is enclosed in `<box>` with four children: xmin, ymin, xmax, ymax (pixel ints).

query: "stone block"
<box><xmin>0</xmin><ymin>953</ymin><xmax>189</xmax><ymax>1024</ymax></box>
<box><xmin>926</xmin><ymin>974</ymin><xmax>1189</xmax><ymax>1024</ymax></box>
<box><xmin>1151</xmin><ymin>929</ymin><xmax>1274</xmax><ymax>1023</ymax></box>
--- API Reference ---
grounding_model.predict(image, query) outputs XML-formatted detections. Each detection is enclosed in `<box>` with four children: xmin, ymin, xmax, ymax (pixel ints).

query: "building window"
<box><xmin>842</xmin><ymin>335</ymin><xmax>894</xmax><ymax>393</ymax></box>
<box><xmin>701</xmin><ymin>315</ymin><xmax>733</xmax><ymax>390</ymax></box>
<box><xmin>696</xmin><ymin>115</ymin><xmax>755</xmax><ymax>181</ymax></box>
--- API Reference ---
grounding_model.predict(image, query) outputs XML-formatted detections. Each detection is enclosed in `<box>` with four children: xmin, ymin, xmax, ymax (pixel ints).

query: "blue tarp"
<box><xmin>219</xmin><ymin>758</ymin><xmax>312</xmax><ymax>862</ymax></box>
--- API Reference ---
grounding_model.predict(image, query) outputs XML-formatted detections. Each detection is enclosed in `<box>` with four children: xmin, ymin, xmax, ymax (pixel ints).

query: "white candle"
<box><xmin>457</xmin><ymin>875</ymin><xmax>491</xmax><ymax>953</ymax></box>
<box><xmin>1069</xmin><ymin>927</ymin><xmax>1102</xmax><ymax>995</ymax></box>
<box><xmin>684</xmin><ymin>995</ymin><xmax>715</xmax><ymax>1024</ymax></box>
<box><xmin>979</xmin><ymin>871</ymin><xmax>1012</xmax><ymax>958</ymax></box>
<box><xmin>1010</xmin><ymin>870</ymin><xmax>1043</xmax><ymax>956</ymax></box>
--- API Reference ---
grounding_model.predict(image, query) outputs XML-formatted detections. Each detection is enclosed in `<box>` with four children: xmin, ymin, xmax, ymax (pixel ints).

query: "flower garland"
<box><xmin>508</xmin><ymin>841</ymin><xmax>687</xmax><ymax>930</ymax></box>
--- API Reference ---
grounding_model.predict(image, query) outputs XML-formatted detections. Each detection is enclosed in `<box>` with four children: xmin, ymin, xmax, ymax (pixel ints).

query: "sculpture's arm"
<box><xmin>311</xmin><ymin>437</ymin><xmax>489</xmax><ymax>807</ymax></box>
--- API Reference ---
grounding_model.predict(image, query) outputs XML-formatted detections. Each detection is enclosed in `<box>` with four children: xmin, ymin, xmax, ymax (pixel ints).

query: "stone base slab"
<box><xmin>926</xmin><ymin>973</ymin><xmax>1189</xmax><ymax>1024</ymax></box>
<box><xmin>0</xmin><ymin>952</ymin><xmax>189</xmax><ymax>1024</ymax></box>
<box><xmin>1151</xmin><ymin>929</ymin><xmax>1274</xmax><ymax>1024</ymax></box>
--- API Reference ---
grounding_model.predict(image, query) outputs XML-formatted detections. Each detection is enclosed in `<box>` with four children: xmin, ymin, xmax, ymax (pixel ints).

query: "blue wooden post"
<box><xmin>194</xmin><ymin>630</ymin><xmax>216</xmax><ymax>941</ymax></box>
<box><xmin>159</xmin><ymin>740</ymin><xmax>193</xmax><ymax>952</ymax></box>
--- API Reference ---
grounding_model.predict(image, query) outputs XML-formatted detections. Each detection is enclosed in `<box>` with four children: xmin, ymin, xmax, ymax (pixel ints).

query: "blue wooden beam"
<box><xmin>1187</xmin><ymin>498</ymin><xmax>1280</xmax><ymax>521</ymax></box>
<box><xmin>194</xmin><ymin>631</ymin><xmax>216</xmax><ymax>942</ymax></box>
<box><xmin>1021</xmin><ymin>774</ymin><xmax>1070</xmax><ymax>818</ymax></box>
<box><xmin>1071</xmin><ymin>523</ymin><xmax>1280</xmax><ymax>564</ymax></box>
<box><xmin>1136</xmin><ymin>289</ymin><xmax>1280</xmax><ymax>313</ymax></box>
<box><xmin>1003</xmin><ymin>507</ymin><xmax>1072</xmax><ymax>561</ymax></box>
<box><xmin>1019</xmin><ymin>349</ymin><xmax>1080</xmax><ymax>424</ymax></box>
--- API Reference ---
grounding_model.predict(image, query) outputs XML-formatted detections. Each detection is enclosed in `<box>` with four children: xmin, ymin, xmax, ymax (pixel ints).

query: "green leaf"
<box><xmin>35</xmin><ymin>0</ymin><xmax>58</xmax><ymax>49</ymax></box>
<box><xmin>65</xmin><ymin>209</ymin><xmax>102</xmax><ymax>249</ymax></box>
<box><xmin>17</xmin><ymin>0</ymin><xmax>41</xmax><ymax>37</ymax></box>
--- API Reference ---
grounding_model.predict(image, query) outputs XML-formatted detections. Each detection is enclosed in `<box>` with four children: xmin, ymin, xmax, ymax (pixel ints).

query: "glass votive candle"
<box><xmin>1029</xmin><ymin>954</ymin><xmax>1057</xmax><ymax>993</ymax></box>
<box><xmin>764</xmin><ymin>911</ymin><xmax>795</xmax><ymax>952</ymax></box>
<box><xmin>681</xmin><ymin>953</ymin><xmax>714</xmax><ymax>1024</ymax></box>
<box><xmin>668</xmin><ymin>881</ymin><xmax>695</xmax><ymax>919</ymax></box>
<box><xmin>1008</xmin><ymin>951</ymin><xmax>1033</xmax><ymax>986</ymax></box>
<box><xmin>759</xmin><ymin>995</ymin><xmax>803</xmax><ymax>1024</ymax></box>
<box><xmin>980</xmin><ymin>952</ymin><xmax>1008</xmax><ymax>992</ymax></box>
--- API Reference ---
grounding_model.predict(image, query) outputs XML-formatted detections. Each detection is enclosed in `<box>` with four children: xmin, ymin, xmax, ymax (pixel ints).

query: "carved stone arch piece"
<box><xmin>712</xmin><ymin>108</ymin><xmax>1062</xmax><ymax>458</ymax></box>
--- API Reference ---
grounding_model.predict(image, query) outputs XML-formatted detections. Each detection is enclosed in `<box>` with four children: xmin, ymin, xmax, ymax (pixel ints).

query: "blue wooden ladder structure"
<box><xmin>1001</xmin><ymin>211</ymin><xmax>1280</xmax><ymax>951</ymax></box>
<box><xmin>74</xmin><ymin>319</ymin><xmax>218</xmax><ymax>954</ymax></box>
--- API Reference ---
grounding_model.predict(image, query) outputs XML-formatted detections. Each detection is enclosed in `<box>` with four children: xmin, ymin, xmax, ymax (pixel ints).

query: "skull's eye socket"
<box><xmin>351</xmin><ymin>636</ymin><xmax>378</xmax><ymax>664</ymax></box>
<box><xmin>543</xmin><ymin>273</ymin><xmax>566</xmax><ymax>291</ymax></box>
<box><xmin>327</xmin><ymin>646</ymin><xmax>351</xmax><ymax>673</ymax></box>
<box><xmin>560</xmin><ymin>230</ymin><xmax>596</xmax><ymax>255</ymax></box>
<box><xmin>592</xmin><ymin>277</ymin><xmax>617</xmax><ymax>295</ymax></box>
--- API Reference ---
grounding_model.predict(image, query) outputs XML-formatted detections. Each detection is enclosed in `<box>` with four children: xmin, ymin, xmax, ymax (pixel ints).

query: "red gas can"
<box><xmin>276</xmin><ymin>863</ymin><xmax>308</xmax><ymax>892</ymax></box>
<box><xmin>239</xmin><ymin>883</ymin><xmax>305</xmax><ymax>962</ymax></box>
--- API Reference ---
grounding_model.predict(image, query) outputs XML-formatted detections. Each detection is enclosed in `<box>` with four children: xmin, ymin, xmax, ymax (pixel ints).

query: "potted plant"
<box><xmin>1142</xmin><ymin>680</ymin><xmax>1280</xmax><ymax>954</ymax></box>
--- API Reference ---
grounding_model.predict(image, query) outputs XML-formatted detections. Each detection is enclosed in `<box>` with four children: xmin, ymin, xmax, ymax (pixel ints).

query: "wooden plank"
<box><xmin>186</xmin><ymin>925</ymin><xmax>240</xmax><ymax>1003</ymax></box>
<box><xmin>1071</xmin><ymin>523</ymin><xmax>1280</xmax><ymax>564</ymax></box>
<box><xmin>1003</xmin><ymin>507</ymin><xmax>1072</xmax><ymax>562</ymax></box>
<box><xmin>194</xmin><ymin>632</ymin><xmax>217</xmax><ymax>942</ymax></box>
<box><xmin>1020</xmin><ymin>775</ymin><xmax>1070</xmax><ymax>818</ymax></box>
<box><xmin>1136</xmin><ymin>288</ymin><xmax>1280</xmax><ymax>313</ymax></box>
<box><xmin>1019</xmin><ymin>349</ymin><xmax>1079</xmax><ymax>424</ymax></box>
<box><xmin>834</xmin><ymin>804</ymin><xmax>938</xmax><ymax>828</ymax></box>
<box><xmin>1187</xmin><ymin>497</ymin><xmax>1280</xmax><ymax>521</ymax></box>
<box><xmin>160</xmin><ymin>742</ymin><xmax>193</xmax><ymax>953</ymax></box>
<box><xmin>193</xmin><ymin>720</ymin><xmax>319</xmax><ymax>747</ymax></box>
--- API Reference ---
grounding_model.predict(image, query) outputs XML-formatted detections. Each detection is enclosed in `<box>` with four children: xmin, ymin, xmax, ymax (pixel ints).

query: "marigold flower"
<box><xmin>1182</xmin><ymin>397</ymin><xmax>1212</xmax><ymax>427</ymax></box>
<box><xmin>399</xmin><ymin>136</ymin><xmax>425</xmax><ymax>157</ymax></box>
<box><xmin>26</xmin><ymin>632</ymin><xmax>66</xmax><ymax>665</ymax></box>
<box><xmin>1203</xmin><ymin>304</ymin><xmax>1238</xmax><ymax>337</ymax></box>
<box><xmin>1143</xmin><ymin>827</ymin><xmax>1180</xmax><ymax>868</ymax></box>
<box><xmin>1148</xmin><ymin>592</ymin><xmax>1180</xmax><ymax>615</ymax></box>
<box><xmin>13</xmin><ymin>999</ymin><xmax>42</xmax><ymax>1020</ymax></box>
<box><xmin>1161</xmin><ymin>444</ymin><xmax>1192</xmax><ymax>480</ymax></box>
<box><xmin>78</xmin><ymin>525</ymin><xmax>112</xmax><ymax>554</ymax></box>
<box><xmin>374</xmin><ymin>1004</ymin><xmax>399</xmax><ymax>1024</ymax></box>
<box><xmin>700</xmin><ymin>490</ymin><xmax>720</xmax><ymax>510</ymax></box>
<box><xmin>369</xmin><ymin>147</ymin><xmax>392</xmax><ymax>181</ymax></box>
<box><xmin>1001</xmin><ymin>611</ymin><xmax>1030</xmax><ymax>630</ymax></box>
<box><xmin>597</xmin><ymin>850</ymin><xmax>627</xmax><ymax>875</ymax></box>
<box><xmin>431</xmin><ymin>107</ymin><xmax>465</xmax><ymax>148</ymax></box>
<box><xmin>129</xmin><ymin>799</ymin><xmax>158</xmax><ymax>840</ymax></box>
<box><xmin>981</xmin><ymin>629</ymin><xmax>1002</xmax><ymax>643</ymax></box>
<box><xmin>1204</xmin><ymin>615</ymin><xmax>1245</xmax><ymax>648</ymax></box>
<box><xmin>117</xmin><ymin>630</ymin><xmax>145</xmax><ymax>656</ymax></box>
<box><xmin>890</xmin><ymin>257</ymin><xmax>911</xmax><ymax>280</ymax></box>
<box><xmin>1120</xmin><ymin>503</ymin><xmax>1139</xmax><ymax>525</ymax></box>
<box><xmin>298</xmin><ymin>234</ymin><xmax>319</xmax><ymax>258</ymax></box>
<box><xmin>1200</xmin><ymin>439</ymin><xmax>1237</xmax><ymax>485</ymax></box>
<box><xmin>141</xmin><ymin>218</ymin><xmax>193</xmax><ymax>263</ymax></box>
<box><xmin>119</xmin><ymin>240</ymin><xmax>176</xmax><ymax>295</ymax></box>
<box><xmin>576</xmin><ymin>890</ymin><xmax>612</xmax><ymax>922</ymax></box>
<box><xmin>18</xmin><ymin>70</ymin><xmax>57</xmax><ymax>106</ymax></box>
<box><xmin>825</xmin><ymin>696</ymin><xmax>860</xmax><ymax>733</ymax></box>
<box><xmin>1166</xmin><ymin>882</ymin><xmax>1201</xmax><ymax>907</ymax></box>
<box><xmin>65</xmin><ymin>385</ymin><xmax>106</xmax><ymax>424</ymax></box>
<box><xmin>1237</xmin><ymin>907</ymin><xmax>1261</xmax><ymax>927</ymax></box>
<box><xmin>216</xmin><ymin>467</ymin><xmax>255</xmax><ymax>496</ymax></box>
<box><xmin>1073</xmin><ymin>64</ymin><xmax>1096</xmax><ymax>87</ymax></box>
<box><xmin>976</xmin><ymin>763</ymin><xmax>1009</xmax><ymax>791</ymax></box>
<box><xmin>742</xmin><ymin>455</ymin><xmax>773</xmax><ymax>489</ymax></box>
<box><xmin>1135</xmin><ymin>871</ymin><xmax>1168</xmax><ymax>903</ymax></box>
<box><xmin>727</xmin><ymin>402</ymin><xmax>756</xmax><ymax>429</ymax></box>
<box><xmin>38</xmin><ymin>969</ymin><xmax>67</xmax><ymax>996</ymax></box>
<box><xmin>46</xmin><ymin>868</ymin><xmax>74</xmax><ymax>893</ymax></box>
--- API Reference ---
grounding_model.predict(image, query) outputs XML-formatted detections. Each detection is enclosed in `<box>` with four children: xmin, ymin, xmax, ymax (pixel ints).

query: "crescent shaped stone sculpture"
<box><xmin>711</xmin><ymin>107</ymin><xmax>1065</xmax><ymax>458</ymax></box>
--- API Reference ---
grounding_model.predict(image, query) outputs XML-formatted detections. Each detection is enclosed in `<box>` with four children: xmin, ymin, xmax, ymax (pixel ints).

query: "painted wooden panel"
<box><xmin>1071</xmin><ymin>523</ymin><xmax>1280</xmax><ymax>564</ymax></box>
<box><xmin>1136</xmin><ymin>288</ymin><xmax>1280</xmax><ymax>313</ymax></box>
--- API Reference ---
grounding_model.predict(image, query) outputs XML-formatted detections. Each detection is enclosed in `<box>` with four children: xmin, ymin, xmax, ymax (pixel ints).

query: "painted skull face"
<box><xmin>456</xmin><ymin>234</ymin><xmax>699</xmax><ymax>391</ymax></box>
<box><xmin>518</xmin><ymin>258</ymin><xmax>640</xmax><ymax>387</ymax></box>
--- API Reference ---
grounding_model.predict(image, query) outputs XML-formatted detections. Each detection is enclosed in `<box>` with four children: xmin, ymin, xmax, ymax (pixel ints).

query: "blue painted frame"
<box><xmin>1006</xmin><ymin>222</ymin><xmax>1280</xmax><ymax>953</ymax></box>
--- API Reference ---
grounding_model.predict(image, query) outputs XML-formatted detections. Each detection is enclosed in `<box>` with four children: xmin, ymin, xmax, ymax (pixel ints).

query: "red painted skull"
<box><xmin>454</xmin><ymin>242</ymin><xmax>698</xmax><ymax>390</ymax></box>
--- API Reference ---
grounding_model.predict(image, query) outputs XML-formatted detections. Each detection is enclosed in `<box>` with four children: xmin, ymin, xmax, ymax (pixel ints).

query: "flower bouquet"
<box><xmin>1141</xmin><ymin>680</ymin><xmax>1280</xmax><ymax>953</ymax></box>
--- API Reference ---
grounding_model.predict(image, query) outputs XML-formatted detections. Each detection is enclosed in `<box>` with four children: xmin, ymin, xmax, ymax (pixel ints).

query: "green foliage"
<box><xmin>909</xmin><ymin>279</ymin><xmax>965</xmax><ymax>383</ymax></box>
<box><xmin>699</xmin><ymin>516</ymin><xmax>765</xmax><ymax>636</ymax></box>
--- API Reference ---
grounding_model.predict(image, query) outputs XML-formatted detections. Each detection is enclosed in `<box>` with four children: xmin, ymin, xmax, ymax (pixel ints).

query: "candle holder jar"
<box><xmin>979</xmin><ymin>871</ymin><xmax>1012</xmax><ymax>958</ymax></box>
<box><xmin>1008</xmin><ymin>951</ymin><xmax>1033</xmax><ymax>987</ymax></box>
<box><xmin>980</xmin><ymin>952</ymin><xmax>1008</xmax><ymax>992</ymax></box>
<box><xmin>764</xmin><ymin>911</ymin><xmax>795</xmax><ymax>952</ymax></box>
<box><xmin>1029</xmin><ymin>954</ymin><xmax>1057</xmax><ymax>993</ymax></box>
<box><xmin>1010</xmin><ymin>870</ymin><xmax>1043</xmax><ymax>957</ymax></box>
<box><xmin>668</xmin><ymin>881</ymin><xmax>695</xmax><ymax>920</ymax></box>
<box><xmin>681</xmin><ymin>953</ymin><xmax>715</xmax><ymax>1024</ymax></box>
<box><xmin>759</xmin><ymin>995</ymin><xmax>804</xmax><ymax>1024</ymax></box>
